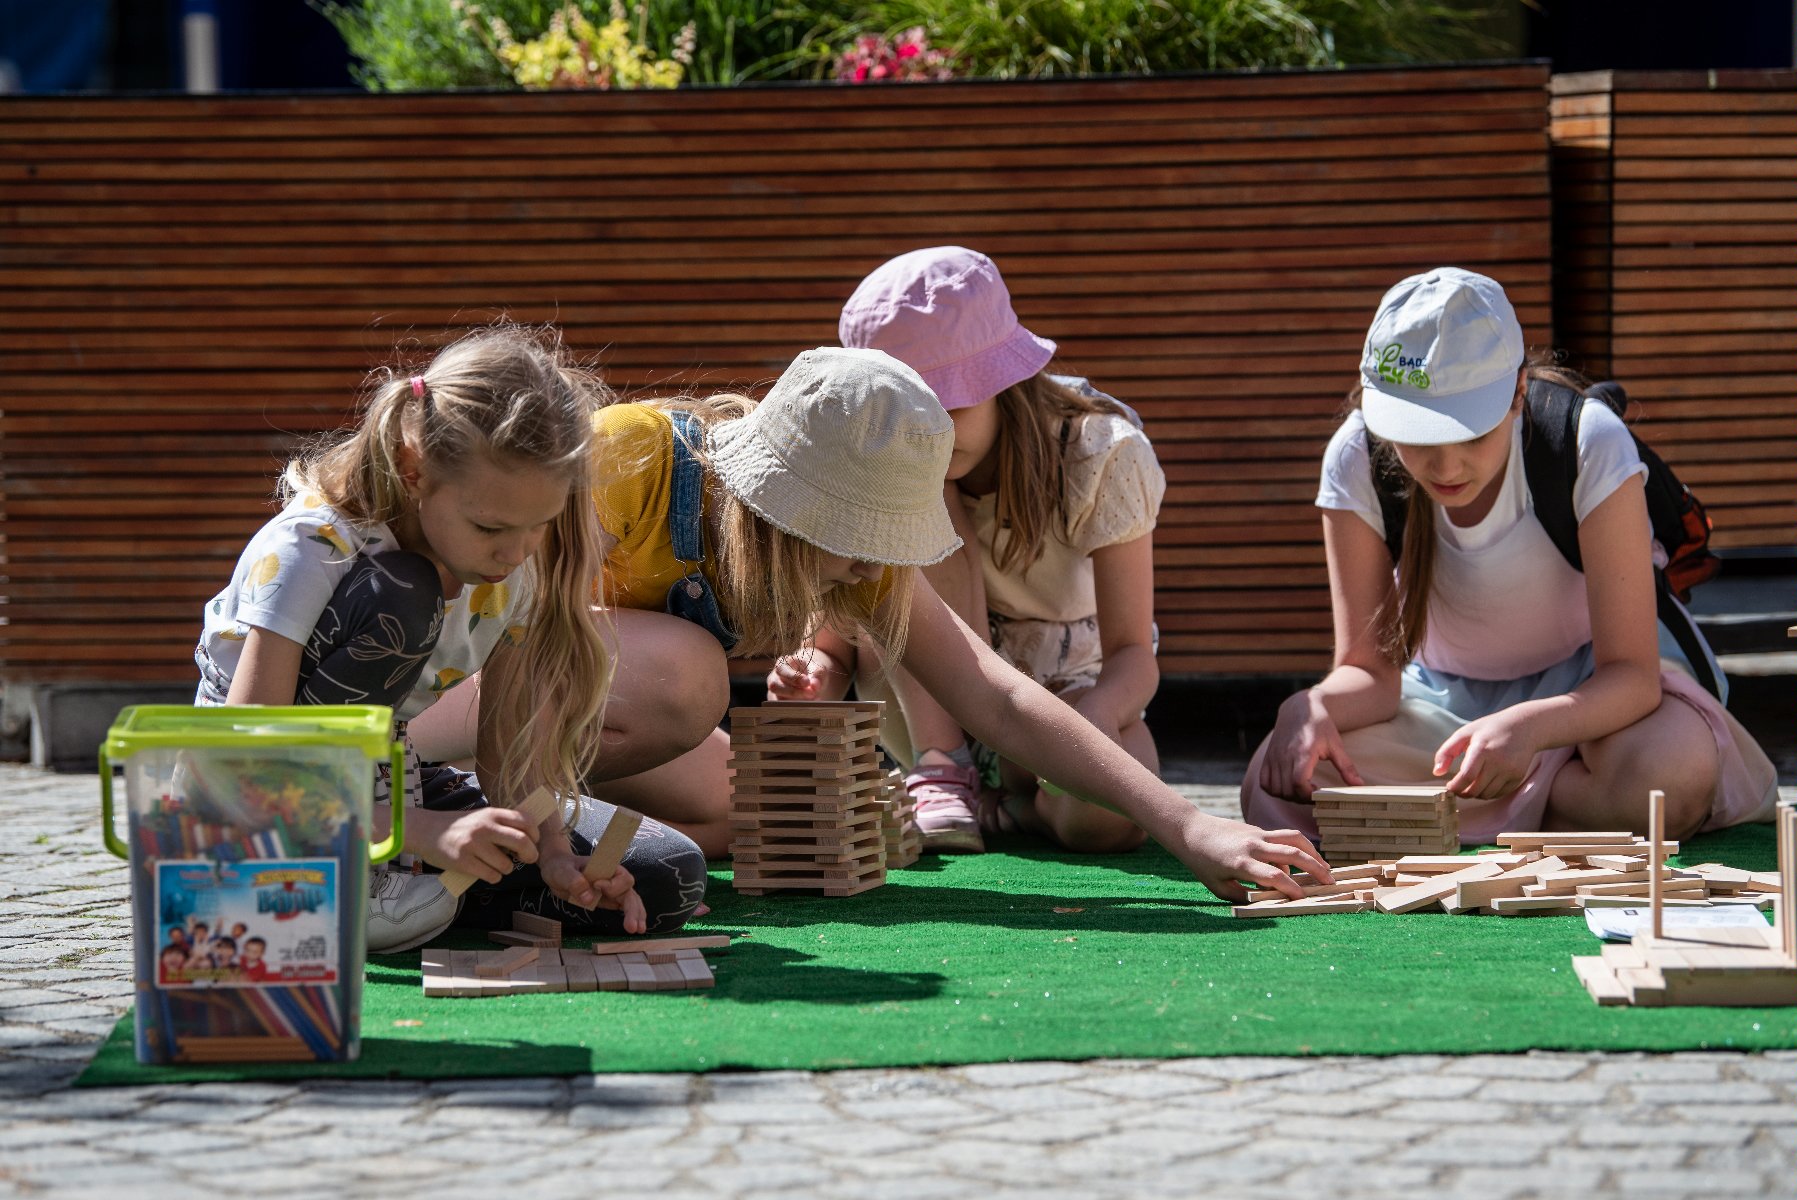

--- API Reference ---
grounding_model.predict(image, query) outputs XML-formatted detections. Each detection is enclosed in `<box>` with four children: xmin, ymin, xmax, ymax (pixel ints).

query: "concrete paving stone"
<box><xmin>0</xmin><ymin>988</ymin><xmax>87</xmax><ymax>1010</ymax></box>
<box><xmin>1255</xmin><ymin>1114</ymin><xmax>1436</xmax><ymax>1146</ymax></box>
<box><xmin>668</xmin><ymin>1161</ymin><xmax>836</xmax><ymax>1193</ymax></box>
<box><xmin>1589</xmin><ymin>1057</ymin><xmax>1729</xmax><ymax>1084</ymax></box>
<box><xmin>420</xmin><ymin>1102</ymin><xmax>567</xmax><ymax>1129</ymax></box>
<box><xmin>1613</xmin><ymin>1169</ymin><xmax>1772</xmax><ymax>1196</ymax></box>
<box><xmin>1361</xmin><ymin>1072</ymin><xmax>1486</xmax><ymax>1100</ymax></box>
<box><xmin>1687</xmin><ymin>1138</ymin><xmax>1797</xmax><ymax>1170</ymax></box>
<box><xmin>1439</xmin><ymin>1054</ymin><xmax>1589</xmax><ymax>1081</ymax></box>
<box><xmin>1546</xmin><ymin>1142</ymin><xmax>1688</xmax><ymax>1169</ymax></box>
<box><xmin>686</xmin><ymin>1100</ymin><xmax>838</xmax><ymax>1126</ymax></box>
<box><xmin>827</xmin><ymin>1069</ymin><xmax>963</xmax><ymax>1102</ymax></box>
<box><xmin>1392</xmin><ymin>1125</ymin><xmax>1571</xmax><ymax>1166</ymax></box>
<box><xmin>0</xmin><ymin>1023</ymin><xmax>78</xmax><ymax>1049</ymax></box>
<box><xmin>770</xmin><ymin>1122</ymin><xmax>932</xmax><ymax>1159</ymax></box>
<box><xmin>951</xmin><ymin>1060</ymin><xmax>1091</xmax><ymax>1088</ymax></box>
<box><xmin>1444</xmin><ymin>1166</ymin><xmax>1609</xmax><ymax>1196</ymax></box>
<box><xmin>1476</xmin><ymin>1078</ymin><xmax>1617</xmax><ymax>1105</ymax></box>
<box><xmin>1262</xmin><ymin>1065</ymin><xmax>1384</xmax><ymax>1094</ymax></box>
<box><xmin>1067</xmin><ymin>1069</ymin><xmax>1225</xmax><ymax>1101</ymax></box>
<box><xmin>1662</xmin><ymin>1103</ymin><xmax>1797</xmax><ymax>1126</ymax></box>
<box><xmin>103</xmin><ymin>1126</ymin><xmax>253</xmax><ymax>1157</ymax></box>
<box><xmin>1377</xmin><ymin>1098</ymin><xmax>1529</xmax><ymax>1123</ymax></box>
<box><xmin>1243</xmin><ymin>1089</ymin><xmax>1385</xmax><ymax>1117</ymax></box>
<box><xmin>10</xmin><ymin>1041</ymin><xmax>109</xmax><ymax>1063</ymax></box>
<box><xmin>567</xmin><ymin>1101</ymin><xmax>693</xmax><ymax>1132</ymax></box>
<box><xmin>435</xmin><ymin>1086</ymin><xmax>568</xmax><ymax>1109</ymax></box>
<box><xmin>1629</xmin><ymin>1081</ymin><xmax>1778</xmax><ymax>1105</ymax></box>
<box><xmin>1573</xmin><ymin>1120</ymin><xmax>1754</xmax><ymax>1148</ymax></box>
<box><xmin>828</xmin><ymin>1173</ymin><xmax>995</xmax><ymax>1200</ymax></box>
<box><xmin>961</xmin><ymin>1081</ymin><xmax>1132</xmax><ymax>1115</ymax></box>
<box><xmin>1048</xmin><ymin>1128</ymin><xmax>1255</xmax><ymax>1173</ymax></box>
<box><xmin>1731</xmin><ymin>1054</ymin><xmax>1797</xmax><ymax>1085</ymax></box>
<box><xmin>1280</xmin><ymin>1164</ymin><xmax>1441</xmax><ymax>1190</ymax></box>
<box><xmin>2</xmin><ymin>1001</ymin><xmax>119</xmax><ymax>1023</ymax></box>
<box><xmin>833</xmin><ymin>1095</ymin><xmax>987</xmax><ymax>1124</ymax></box>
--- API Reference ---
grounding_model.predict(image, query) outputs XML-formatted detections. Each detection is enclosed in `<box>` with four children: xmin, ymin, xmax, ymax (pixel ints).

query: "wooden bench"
<box><xmin>1550</xmin><ymin>69</ymin><xmax>1797</xmax><ymax>553</ymax></box>
<box><xmin>0</xmin><ymin>64</ymin><xmax>1553</xmax><ymax>684</ymax></box>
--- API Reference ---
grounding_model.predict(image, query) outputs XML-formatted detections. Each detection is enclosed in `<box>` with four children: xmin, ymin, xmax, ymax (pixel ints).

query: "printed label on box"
<box><xmin>154</xmin><ymin>858</ymin><xmax>340</xmax><ymax>987</ymax></box>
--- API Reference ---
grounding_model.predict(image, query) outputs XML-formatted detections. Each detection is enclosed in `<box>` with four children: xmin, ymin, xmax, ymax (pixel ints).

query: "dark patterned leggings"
<box><xmin>301</xmin><ymin>552</ymin><xmax>708</xmax><ymax>935</ymax></box>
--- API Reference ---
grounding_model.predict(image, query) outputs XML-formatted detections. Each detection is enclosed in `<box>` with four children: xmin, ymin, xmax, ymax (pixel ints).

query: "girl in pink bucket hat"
<box><xmin>764</xmin><ymin>247</ymin><xmax>1168</xmax><ymax>859</ymax></box>
<box><xmin>422</xmin><ymin>346</ymin><xmax>1328</xmax><ymax>899</ymax></box>
<box><xmin>1241</xmin><ymin>267</ymin><xmax>1777</xmax><ymax>843</ymax></box>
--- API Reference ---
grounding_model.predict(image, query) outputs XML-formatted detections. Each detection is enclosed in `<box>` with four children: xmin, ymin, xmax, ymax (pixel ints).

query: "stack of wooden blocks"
<box><xmin>1572</xmin><ymin>794</ymin><xmax>1796</xmax><ymax>1007</ymax></box>
<box><xmin>728</xmin><ymin>701</ymin><xmax>889</xmax><ymax>897</ymax></box>
<box><xmin>1232</xmin><ymin>828</ymin><xmax>1781</xmax><ymax>919</ymax></box>
<box><xmin>879</xmin><ymin>764</ymin><xmax>922</xmax><ymax>870</ymax></box>
<box><xmin>421</xmin><ymin>928</ymin><xmax>729</xmax><ymax>997</ymax></box>
<box><xmin>1312</xmin><ymin>784</ymin><xmax>1458</xmax><ymax>864</ymax></box>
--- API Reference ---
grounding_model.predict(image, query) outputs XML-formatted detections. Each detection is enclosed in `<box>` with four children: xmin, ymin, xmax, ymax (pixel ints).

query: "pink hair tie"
<box><xmin>409</xmin><ymin>375</ymin><xmax>426</xmax><ymax>399</ymax></box>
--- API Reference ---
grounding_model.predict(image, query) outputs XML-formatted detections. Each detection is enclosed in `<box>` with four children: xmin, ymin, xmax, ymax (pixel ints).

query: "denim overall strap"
<box><xmin>662</xmin><ymin>412</ymin><xmax>739</xmax><ymax>650</ymax></box>
<box><xmin>667</xmin><ymin>411</ymin><xmax>706</xmax><ymax>565</ymax></box>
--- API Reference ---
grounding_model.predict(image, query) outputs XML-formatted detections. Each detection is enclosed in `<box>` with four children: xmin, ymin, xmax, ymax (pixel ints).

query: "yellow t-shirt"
<box><xmin>590</xmin><ymin>404</ymin><xmax>890</xmax><ymax>626</ymax></box>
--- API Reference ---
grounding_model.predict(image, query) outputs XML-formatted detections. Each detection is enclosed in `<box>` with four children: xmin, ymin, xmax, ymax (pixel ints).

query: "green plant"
<box><xmin>470</xmin><ymin>2</ymin><xmax>692</xmax><ymax>88</ymax></box>
<box><xmin>780</xmin><ymin>0</ymin><xmax>1501</xmax><ymax>80</ymax></box>
<box><xmin>317</xmin><ymin>0</ymin><xmax>855</xmax><ymax>88</ymax></box>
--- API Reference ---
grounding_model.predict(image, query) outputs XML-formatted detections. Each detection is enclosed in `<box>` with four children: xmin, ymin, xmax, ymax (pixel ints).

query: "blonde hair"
<box><xmin>609</xmin><ymin>393</ymin><xmax>918</xmax><ymax>662</ymax></box>
<box><xmin>1353</xmin><ymin>350</ymin><xmax>1590</xmax><ymax>664</ymax></box>
<box><xmin>285</xmin><ymin>324</ymin><xmax>613</xmax><ymax>805</ymax></box>
<box><xmin>986</xmin><ymin>371</ymin><xmax>1131</xmax><ymax>574</ymax></box>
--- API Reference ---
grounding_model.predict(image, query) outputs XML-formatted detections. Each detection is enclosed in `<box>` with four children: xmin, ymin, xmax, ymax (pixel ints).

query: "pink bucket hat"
<box><xmin>838</xmin><ymin>246</ymin><xmax>1056</xmax><ymax>411</ymax></box>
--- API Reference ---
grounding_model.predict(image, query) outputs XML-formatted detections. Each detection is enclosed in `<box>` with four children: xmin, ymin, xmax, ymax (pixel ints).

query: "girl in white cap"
<box><xmin>766</xmin><ymin>247</ymin><xmax>1165</xmax><ymax>858</ymax></box>
<box><xmin>1243</xmin><ymin>268</ymin><xmax>1777</xmax><ymax>841</ymax></box>
<box><xmin>561</xmin><ymin>346</ymin><xmax>1326</xmax><ymax>900</ymax></box>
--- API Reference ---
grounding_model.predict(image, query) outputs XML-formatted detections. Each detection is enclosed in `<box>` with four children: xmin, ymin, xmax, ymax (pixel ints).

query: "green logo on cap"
<box><xmin>1374</xmin><ymin>343</ymin><xmax>1430</xmax><ymax>390</ymax></box>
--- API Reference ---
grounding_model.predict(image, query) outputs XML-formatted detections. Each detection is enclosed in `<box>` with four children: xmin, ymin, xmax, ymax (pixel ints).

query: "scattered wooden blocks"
<box><xmin>729</xmin><ymin>701</ymin><xmax>889</xmax><ymax>897</ymax></box>
<box><xmin>476</xmin><ymin>945</ymin><xmax>538</xmax><ymax>978</ymax></box>
<box><xmin>879</xmin><ymin>764</ymin><xmax>922</xmax><ymax>870</ymax></box>
<box><xmin>512</xmin><ymin>911</ymin><xmax>563</xmax><ymax>944</ymax></box>
<box><xmin>584</xmin><ymin>807</ymin><xmax>644</xmax><ymax>884</ymax></box>
<box><xmin>1231</xmin><ymin>896</ymin><xmax>1371</xmax><ymax>918</ymax></box>
<box><xmin>420</xmin><ymin>936</ymin><xmax>731</xmax><ymax>998</ymax></box>
<box><xmin>1312</xmin><ymin>784</ymin><xmax>1457</xmax><ymax>864</ymax></box>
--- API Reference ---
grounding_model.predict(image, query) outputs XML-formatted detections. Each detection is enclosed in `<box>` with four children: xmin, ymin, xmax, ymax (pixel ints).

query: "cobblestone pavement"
<box><xmin>3</xmin><ymin>762</ymin><xmax>1792</xmax><ymax>1200</ymax></box>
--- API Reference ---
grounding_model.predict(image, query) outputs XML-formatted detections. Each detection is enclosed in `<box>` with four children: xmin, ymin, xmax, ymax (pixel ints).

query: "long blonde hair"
<box><xmin>986</xmin><ymin>371</ymin><xmax>1131</xmax><ymax>574</ymax></box>
<box><xmin>1354</xmin><ymin>351</ymin><xmax>1590</xmax><ymax>664</ymax></box>
<box><xmin>285</xmin><ymin>324</ymin><xmax>612</xmax><ymax>804</ymax></box>
<box><xmin>611</xmin><ymin>392</ymin><xmax>918</xmax><ymax>662</ymax></box>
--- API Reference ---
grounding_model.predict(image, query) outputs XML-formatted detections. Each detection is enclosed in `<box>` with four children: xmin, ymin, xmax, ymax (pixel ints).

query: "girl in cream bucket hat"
<box><xmin>421</xmin><ymin>346</ymin><xmax>1331</xmax><ymax>899</ymax></box>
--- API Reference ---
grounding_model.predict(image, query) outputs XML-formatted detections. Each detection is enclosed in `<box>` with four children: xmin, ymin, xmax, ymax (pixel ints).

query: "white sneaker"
<box><xmin>366</xmin><ymin>867</ymin><xmax>459</xmax><ymax>953</ymax></box>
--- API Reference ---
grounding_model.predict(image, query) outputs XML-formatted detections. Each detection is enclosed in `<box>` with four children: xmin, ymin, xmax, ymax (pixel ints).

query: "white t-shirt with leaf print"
<box><xmin>194</xmin><ymin>498</ymin><xmax>533</xmax><ymax>720</ymax></box>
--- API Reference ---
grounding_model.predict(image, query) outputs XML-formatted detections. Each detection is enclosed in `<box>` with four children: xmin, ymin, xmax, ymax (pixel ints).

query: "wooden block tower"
<box><xmin>1310</xmin><ymin>784</ymin><xmax>1458</xmax><ymax>864</ymax></box>
<box><xmin>728</xmin><ymin>701</ymin><xmax>889</xmax><ymax>897</ymax></box>
<box><xmin>1572</xmin><ymin>792</ymin><xmax>1797</xmax><ymax>1007</ymax></box>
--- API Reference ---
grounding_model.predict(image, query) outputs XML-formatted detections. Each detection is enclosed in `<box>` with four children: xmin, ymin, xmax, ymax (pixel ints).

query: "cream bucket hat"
<box><xmin>708</xmin><ymin>347</ymin><xmax>963</xmax><ymax>567</ymax></box>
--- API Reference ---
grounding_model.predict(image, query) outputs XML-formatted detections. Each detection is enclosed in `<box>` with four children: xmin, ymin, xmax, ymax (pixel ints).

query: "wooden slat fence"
<box><xmin>1550</xmin><ymin>69</ymin><xmax>1797</xmax><ymax>552</ymax></box>
<box><xmin>0</xmin><ymin>64</ymin><xmax>1553</xmax><ymax>683</ymax></box>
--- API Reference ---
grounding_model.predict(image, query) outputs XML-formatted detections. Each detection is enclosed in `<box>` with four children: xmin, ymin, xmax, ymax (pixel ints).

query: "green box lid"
<box><xmin>103</xmin><ymin>705</ymin><xmax>396</xmax><ymax>759</ymax></box>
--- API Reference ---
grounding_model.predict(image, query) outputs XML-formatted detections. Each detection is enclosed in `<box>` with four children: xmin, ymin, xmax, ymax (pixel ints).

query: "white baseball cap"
<box><xmin>1359</xmin><ymin>267</ymin><xmax>1525</xmax><ymax>445</ymax></box>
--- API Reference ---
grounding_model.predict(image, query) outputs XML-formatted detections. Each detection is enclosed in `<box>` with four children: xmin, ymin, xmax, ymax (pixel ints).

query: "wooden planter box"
<box><xmin>1550</xmin><ymin>69</ymin><xmax>1797</xmax><ymax>552</ymax></box>
<box><xmin>0</xmin><ymin>64</ymin><xmax>1552</xmax><ymax>685</ymax></box>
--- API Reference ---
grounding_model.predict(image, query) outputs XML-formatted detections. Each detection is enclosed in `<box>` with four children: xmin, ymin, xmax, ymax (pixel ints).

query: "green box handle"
<box><xmin>100</xmin><ymin>739</ymin><xmax>408</xmax><ymax>865</ymax></box>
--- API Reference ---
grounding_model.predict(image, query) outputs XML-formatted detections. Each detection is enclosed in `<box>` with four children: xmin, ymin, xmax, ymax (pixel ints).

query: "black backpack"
<box><xmin>1367</xmin><ymin>377</ymin><xmax>1723</xmax><ymax>698</ymax></box>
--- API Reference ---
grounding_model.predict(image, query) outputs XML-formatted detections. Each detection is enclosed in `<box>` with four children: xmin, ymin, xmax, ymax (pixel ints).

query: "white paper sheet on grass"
<box><xmin>1584</xmin><ymin>906</ymin><xmax>1773</xmax><ymax>943</ymax></box>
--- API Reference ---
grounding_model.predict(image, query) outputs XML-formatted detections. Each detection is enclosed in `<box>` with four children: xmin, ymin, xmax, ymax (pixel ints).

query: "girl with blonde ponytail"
<box><xmin>196</xmin><ymin>325</ymin><xmax>707</xmax><ymax>951</ymax></box>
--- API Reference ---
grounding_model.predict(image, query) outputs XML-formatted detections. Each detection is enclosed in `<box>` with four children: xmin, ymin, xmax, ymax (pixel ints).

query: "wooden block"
<box><xmin>1245</xmin><ymin>881</ymin><xmax>1370</xmax><ymax>903</ymax></box>
<box><xmin>512</xmin><ymin>911</ymin><xmax>563</xmax><ymax>942</ymax></box>
<box><xmin>1581</xmin><ymin>895</ymin><xmax>1714</xmax><ymax>909</ymax></box>
<box><xmin>528</xmin><ymin>963</ymin><xmax>569</xmax><ymax>994</ymax></box>
<box><xmin>1293</xmin><ymin>863</ymin><xmax>1388</xmax><ymax>885</ymax></box>
<box><xmin>1489</xmin><ymin>895</ymin><xmax>1583</xmax><ymax>915</ymax></box>
<box><xmin>1496</xmin><ymin>831</ymin><xmax>1637</xmax><ymax>848</ymax></box>
<box><xmin>1231</xmin><ymin>897</ymin><xmax>1371</xmax><ymax>918</ymax></box>
<box><xmin>650</xmin><ymin>960</ymin><xmax>687</xmax><ymax>990</ymax></box>
<box><xmin>583</xmin><ymin>808</ymin><xmax>644</xmax><ymax>883</ymax></box>
<box><xmin>1550</xmin><ymin>843</ymin><xmax>1677</xmax><ymax>860</ymax></box>
<box><xmin>1397</xmin><ymin>853</ymin><xmax>1535</xmax><ymax>872</ymax></box>
<box><xmin>476</xmin><ymin>945</ymin><xmax>539</xmax><ymax>978</ymax></box>
<box><xmin>1376</xmin><ymin>860</ymin><xmax>1506</xmax><ymax>914</ymax></box>
<box><xmin>1312</xmin><ymin>785</ymin><xmax>1450</xmax><ymax>805</ymax></box>
<box><xmin>563</xmin><ymin>952</ymin><xmax>598</xmax><ymax>993</ymax></box>
<box><xmin>421</xmin><ymin>948</ymin><xmax>456</xmax><ymax>998</ymax></box>
<box><xmin>675</xmin><ymin>952</ymin><xmax>715</xmax><ymax>989</ymax></box>
<box><xmin>449</xmin><ymin>949</ymin><xmax>482</xmax><ymax>998</ymax></box>
<box><xmin>1585</xmin><ymin>854</ymin><xmax>1649</xmax><ymax>872</ymax></box>
<box><xmin>1572</xmin><ymin>955</ymin><xmax>1631</xmax><ymax>1005</ymax></box>
<box><xmin>589</xmin><ymin>934</ymin><xmax>731</xmax><ymax>956</ymax></box>
<box><xmin>619</xmin><ymin>954</ymin><xmax>659</xmax><ymax>991</ymax></box>
<box><xmin>644</xmin><ymin>950</ymin><xmax>681</xmax><ymax>964</ymax></box>
<box><xmin>593</xmin><ymin>954</ymin><xmax>629</xmax><ymax>992</ymax></box>
<box><xmin>488</xmin><ymin>930</ymin><xmax>558</xmax><ymax>949</ymax></box>
<box><xmin>438</xmin><ymin>787</ymin><xmax>564</xmax><ymax>897</ymax></box>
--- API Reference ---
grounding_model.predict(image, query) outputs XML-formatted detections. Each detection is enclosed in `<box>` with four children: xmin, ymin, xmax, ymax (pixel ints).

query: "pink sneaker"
<box><xmin>906</xmin><ymin>760</ymin><xmax>985</xmax><ymax>853</ymax></box>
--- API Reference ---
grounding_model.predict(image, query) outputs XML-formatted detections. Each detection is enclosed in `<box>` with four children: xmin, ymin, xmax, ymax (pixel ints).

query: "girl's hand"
<box><xmin>1434</xmin><ymin>709</ymin><xmax>1537</xmax><ymax>800</ymax></box>
<box><xmin>766</xmin><ymin>649</ymin><xmax>844</xmax><ymax>702</ymax></box>
<box><xmin>426</xmin><ymin>807</ymin><xmax>540</xmax><ymax>885</ymax></box>
<box><xmin>1260</xmin><ymin>690</ymin><xmax>1364</xmax><ymax>802</ymax></box>
<box><xmin>540</xmin><ymin>855</ymin><xmax>648</xmax><ymax>934</ymax></box>
<box><xmin>1173</xmin><ymin>812</ymin><xmax>1334</xmax><ymax>903</ymax></box>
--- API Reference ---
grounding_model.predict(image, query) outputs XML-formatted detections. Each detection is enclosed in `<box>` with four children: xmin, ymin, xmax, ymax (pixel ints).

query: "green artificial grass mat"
<box><xmin>76</xmin><ymin>824</ymin><xmax>1795</xmax><ymax>1086</ymax></box>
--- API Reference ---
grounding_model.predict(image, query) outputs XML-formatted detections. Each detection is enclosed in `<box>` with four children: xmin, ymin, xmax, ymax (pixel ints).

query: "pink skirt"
<box><xmin>1241</xmin><ymin>666</ymin><xmax>1779</xmax><ymax>843</ymax></box>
